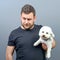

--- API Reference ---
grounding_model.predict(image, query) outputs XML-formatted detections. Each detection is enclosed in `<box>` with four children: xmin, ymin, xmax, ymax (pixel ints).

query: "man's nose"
<box><xmin>25</xmin><ymin>19</ymin><xmax>28</xmax><ymax>23</ymax></box>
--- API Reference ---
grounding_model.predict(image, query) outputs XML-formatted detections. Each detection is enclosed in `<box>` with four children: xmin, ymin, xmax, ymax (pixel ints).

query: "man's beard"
<box><xmin>22</xmin><ymin>23</ymin><xmax>34</xmax><ymax>30</ymax></box>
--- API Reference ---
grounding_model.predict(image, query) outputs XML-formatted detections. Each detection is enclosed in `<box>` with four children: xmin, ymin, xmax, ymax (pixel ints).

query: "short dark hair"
<box><xmin>21</xmin><ymin>4</ymin><xmax>36</xmax><ymax>16</ymax></box>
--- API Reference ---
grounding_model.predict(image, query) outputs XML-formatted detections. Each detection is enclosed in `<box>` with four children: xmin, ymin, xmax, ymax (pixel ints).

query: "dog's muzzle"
<box><xmin>42</xmin><ymin>35</ymin><xmax>49</xmax><ymax>41</ymax></box>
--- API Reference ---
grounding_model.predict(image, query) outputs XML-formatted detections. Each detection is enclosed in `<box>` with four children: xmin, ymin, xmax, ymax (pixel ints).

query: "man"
<box><xmin>6</xmin><ymin>4</ymin><xmax>56</xmax><ymax>60</ymax></box>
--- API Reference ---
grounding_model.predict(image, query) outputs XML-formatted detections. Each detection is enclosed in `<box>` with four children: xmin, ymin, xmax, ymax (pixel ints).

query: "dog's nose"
<box><xmin>42</xmin><ymin>35</ymin><xmax>45</xmax><ymax>37</ymax></box>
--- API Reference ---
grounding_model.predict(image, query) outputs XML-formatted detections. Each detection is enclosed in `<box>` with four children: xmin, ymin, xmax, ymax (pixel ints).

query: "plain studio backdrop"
<box><xmin>0</xmin><ymin>0</ymin><xmax>60</xmax><ymax>60</ymax></box>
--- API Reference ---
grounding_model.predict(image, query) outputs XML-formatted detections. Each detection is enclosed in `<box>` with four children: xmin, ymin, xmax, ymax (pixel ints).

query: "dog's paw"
<box><xmin>33</xmin><ymin>43</ymin><xmax>37</xmax><ymax>46</ymax></box>
<box><xmin>46</xmin><ymin>53</ymin><xmax>51</xmax><ymax>58</ymax></box>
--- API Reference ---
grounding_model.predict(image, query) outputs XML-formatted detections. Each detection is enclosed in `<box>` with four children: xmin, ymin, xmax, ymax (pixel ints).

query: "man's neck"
<box><xmin>21</xmin><ymin>25</ymin><xmax>34</xmax><ymax>30</ymax></box>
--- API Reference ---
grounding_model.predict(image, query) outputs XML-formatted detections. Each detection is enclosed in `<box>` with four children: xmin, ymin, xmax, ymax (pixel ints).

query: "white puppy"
<box><xmin>34</xmin><ymin>26</ymin><xmax>55</xmax><ymax>58</ymax></box>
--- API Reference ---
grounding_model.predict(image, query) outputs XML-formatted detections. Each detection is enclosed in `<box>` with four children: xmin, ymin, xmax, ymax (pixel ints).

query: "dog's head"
<box><xmin>39</xmin><ymin>26</ymin><xmax>55</xmax><ymax>40</ymax></box>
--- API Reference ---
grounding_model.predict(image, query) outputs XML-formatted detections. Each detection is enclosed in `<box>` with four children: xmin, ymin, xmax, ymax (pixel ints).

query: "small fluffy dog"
<box><xmin>34</xmin><ymin>26</ymin><xmax>55</xmax><ymax>58</ymax></box>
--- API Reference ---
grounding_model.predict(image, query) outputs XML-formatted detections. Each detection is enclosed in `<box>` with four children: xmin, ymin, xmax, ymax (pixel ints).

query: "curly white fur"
<box><xmin>34</xmin><ymin>26</ymin><xmax>55</xmax><ymax>58</ymax></box>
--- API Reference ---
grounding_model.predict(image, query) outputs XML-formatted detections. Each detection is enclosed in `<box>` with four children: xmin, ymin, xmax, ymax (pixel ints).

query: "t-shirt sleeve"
<box><xmin>7</xmin><ymin>31</ymin><xmax>16</xmax><ymax>46</ymax></box>
<box><xmin>37</xmin><ymin>25</ymin><xmax>43</xmax><ymax>30</ymax></box>
<box><xmin>39</xmin><ymin>25</ymin><xmax>43</xmax><ymax>28</ymax></box>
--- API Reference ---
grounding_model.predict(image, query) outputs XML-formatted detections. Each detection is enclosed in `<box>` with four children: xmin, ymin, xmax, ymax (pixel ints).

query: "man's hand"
<box><xmin>42</xmin><ymin>43</ymin><xmax>48</xmax><ymax>51</ymax></box>
<box><xmin>41</xmin><ymin>39</ymin><xmax>56</xmax><ymax>50</ymax></box>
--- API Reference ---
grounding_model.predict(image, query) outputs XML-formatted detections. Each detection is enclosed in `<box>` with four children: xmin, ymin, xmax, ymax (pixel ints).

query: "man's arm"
<box><xmin>42</xmin><ymin>39</ymin><xmax>56</xmax><ymax>50</ymax></box>
<box><xmin>6</xmin><ymin>46</ymin><xmax>15</xmax><ymax>60</ymax></box>
<box><xmin>52</xmin><ymin>39</ymin><xmax>56</xmax><ymax>48</ymax></box>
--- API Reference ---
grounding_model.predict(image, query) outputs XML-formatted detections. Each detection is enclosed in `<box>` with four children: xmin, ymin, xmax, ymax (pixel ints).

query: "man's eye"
<box><xmin>27</xmin><ymin>18</ymin><xmax>32</xmax><ymax>21</ymax></box>
<box><xmin>28</xmin><ymin>19</ymin><xmax>30</xmax><ymax>20</ymax></box>
<box><xmin>46</xmin><ymin>32</ymin><xmax>48</xmax><ymax>34</ymax></box>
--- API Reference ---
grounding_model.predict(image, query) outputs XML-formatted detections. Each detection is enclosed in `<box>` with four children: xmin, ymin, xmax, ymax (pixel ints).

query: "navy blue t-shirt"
<box><xmin>8</xmin><ymin>24</ymin><xmax>46</xmax><ymax>60</ymax></box>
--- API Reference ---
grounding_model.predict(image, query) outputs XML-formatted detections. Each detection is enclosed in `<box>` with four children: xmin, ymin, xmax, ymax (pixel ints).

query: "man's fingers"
<box><xmin>42</xmin><ymin>43</ymin><xmax>47</xmax><ymax>50</ymax></box>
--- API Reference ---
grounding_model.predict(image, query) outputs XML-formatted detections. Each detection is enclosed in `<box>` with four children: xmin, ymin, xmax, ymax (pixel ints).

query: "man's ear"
<box><xmin>20</xmin><ymin>15</ymin><xmax>22</xmax><ymax>20</ymax></box>
<box><xmin>34</xmin><ymin>16</ymin><xmax>36</xmax><ymax>21</ymax></box>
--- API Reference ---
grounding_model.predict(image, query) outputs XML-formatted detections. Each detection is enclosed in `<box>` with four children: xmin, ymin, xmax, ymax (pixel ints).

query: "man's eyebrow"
<box><xmin>23</xmin><ymin>17</ymin><xmax>32</xmax><ymax>20</ymax></box>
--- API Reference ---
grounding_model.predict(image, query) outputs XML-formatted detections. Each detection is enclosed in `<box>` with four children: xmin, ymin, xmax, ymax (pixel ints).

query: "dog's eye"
<box><xmin>42</xmin><ymin>31</ymin><xmax>44</xmax><ymax>33</ymax></box>
<box><xmin>46</xmin><ymin>32</ymin><xmax>48</xmax><ymax>34</ymax></box>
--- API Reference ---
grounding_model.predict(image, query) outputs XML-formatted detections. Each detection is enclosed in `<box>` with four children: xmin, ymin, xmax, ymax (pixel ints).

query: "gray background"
<box><xmin>0</xmin><ymin>0</ymin><xmax>60</xmax><ymax>60</ymax></box>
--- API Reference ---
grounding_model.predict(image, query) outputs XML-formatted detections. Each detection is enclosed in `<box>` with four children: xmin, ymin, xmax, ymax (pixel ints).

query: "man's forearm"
<box><xmin>6</xmin><ymin>54</ymin><xmax>13</xmax><ymax>60</ymax></box>
<box><xmin>6</xmin><ymin>46</ymin><xmax>15</xmax><ymax>60</ymax></box>
<box><xmin>52</xmin><ymin>39</ymin><xmax>56</xmax><ymax>48</ymax></box>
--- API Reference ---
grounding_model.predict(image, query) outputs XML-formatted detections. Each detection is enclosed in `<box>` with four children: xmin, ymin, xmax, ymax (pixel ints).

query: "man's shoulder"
<box><xmin>10</xmin><ymin>26</ymin><xmax>20</xmax><ymax>35</ymax></box>
<box><xmin>35</xmin><ymin>24</ymin><xmax>43</xmax><ymax>29</ymax></box>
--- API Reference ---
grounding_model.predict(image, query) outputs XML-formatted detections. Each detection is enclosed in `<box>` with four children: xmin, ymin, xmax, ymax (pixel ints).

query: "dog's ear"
<box><xmin>50</xmin><ymin>32</ymin><xmax>55</xmax><ymax>38</ymax></box>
